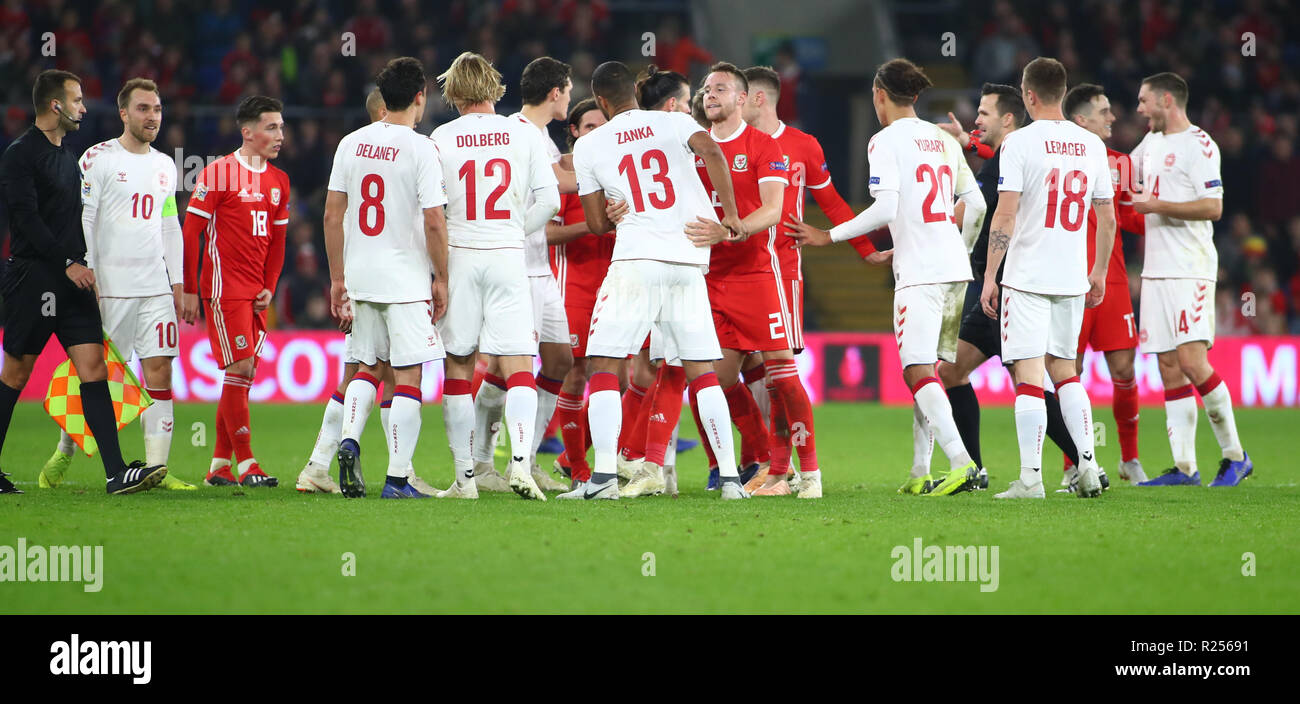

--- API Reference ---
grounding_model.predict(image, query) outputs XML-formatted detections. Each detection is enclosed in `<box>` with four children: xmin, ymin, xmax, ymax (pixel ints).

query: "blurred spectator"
<box><xmin>654</xmin><ymin>17</ymin><xmax>713</xmax><ymax>79</ymax></box>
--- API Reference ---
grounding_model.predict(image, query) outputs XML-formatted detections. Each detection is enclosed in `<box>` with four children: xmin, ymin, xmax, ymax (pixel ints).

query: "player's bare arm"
<box><xmin>578</xmin><ymin>190</ymin><xmax>614</xmax><ymax>235</ymax></box>
<box><xmin>546</xmin><ymin>218</ymin><xmax>594</xmax><ymax>245</ymax></box>
<box><xmin>684</xmin><ymin>216</ymin><xmax>731</xmax><ymax>247</ymax></box>
<box><xmin>980</xmin><ymin>191</ymin><xmax>1019</xmax><ymax>319</ymax></box>
<box><xmin>789</xmin><ymin>187</ymin><xmax>899</xmax><ymax>249</ymax></box>
<box><xmin>1087</xmin><ymin>197</ymin><xmax>1116</xmax><ymax>309</ymax></box>
<box><xmin>423</xmin><ymin>205</ymin><xmax>449</xmax><ymax>322</ymax></box>
<box><xmin>253</xmin><ymin>288</ymin><xmax>272</xmax><ymax>312</ymax></box>
<box><xmin>323</xmin><ymin>189</ymin><xmax>348</xmax><ymax>321</ymax></box>
<box><xmin>732</xmin><ymin>180</ymin><xmax>784</xmax><ymax>240</ymax></box>
<box><xmin>688</xmin><ymin>131</ymin><xmax>742</xmax><ymax>234</ymax></box>
<box><xmin>552</xmin><ymin>162</ymin><xmax>578</xmax><ymax>194</ymax></box>
<box><xmin>1133</xmin><ymin>195</ymin><xmax>1222</xmax><ymax>222</ymax></box>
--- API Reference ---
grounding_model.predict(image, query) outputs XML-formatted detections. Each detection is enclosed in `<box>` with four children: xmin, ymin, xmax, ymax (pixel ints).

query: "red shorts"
<box><xmin>1077</xmin><ymin>280</ymin><xmax>1137</xmax><ymax>355</ymax></box>
<box><xmin>204</xmin><ymin>298</ymin><xmax>266</xmax><ymax>368</ymax></box>
<box><xmin>777</xmin><ymin>277</ymin><xmax>805</xmax><ymax>352</ymax></box>
<box><xmin>707</xmin><ymin>276</ymin><xmax>790</xmax><ymax>353</ymax></box>
<box><xmin>566</xmin><ymin>304</ymin><xmax>592</xmax><ymax>358</ymax></box>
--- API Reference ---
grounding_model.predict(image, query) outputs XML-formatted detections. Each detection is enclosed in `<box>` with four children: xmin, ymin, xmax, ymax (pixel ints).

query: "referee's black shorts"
<box><xmin>958</xmin><ymin>279</ymin><xmax>1003</xmax><ymax>362</ymax></box>
<box><xmin>1</xmin><ymin>257</ymin><xmax>102</xmax><ymax>357</ymax></box>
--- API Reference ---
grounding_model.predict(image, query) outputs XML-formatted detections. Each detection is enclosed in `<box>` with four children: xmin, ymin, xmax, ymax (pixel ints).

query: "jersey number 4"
<box><xmin>618</xmin><ymin>150</ymin><xmax>676</xmax><ymax>212</ymax></box>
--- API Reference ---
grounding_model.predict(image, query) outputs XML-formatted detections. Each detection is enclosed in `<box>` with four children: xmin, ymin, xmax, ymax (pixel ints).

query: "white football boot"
<box><xmin>995</xmin><ymin>479</ymin><xmax>1046</xmax><ymax>499</ymax></box>
<box><xmin>1119</xmin><ymin>458</ymin><xmax>1148</xmax><ymax>483</ymax></box>
<box><xmin>719</xmin><ymin>478</ymin><xmax>750</xmax><ymax>500</ymax></box>
<box><xmin>663</xmin><ymin>464</ymin><xmax>678</xmax><ymax>497</ymax></box>
<box><xmin>508</xmin><ymin>460</ymin><xmax>547</xmax><ymax>501</ymax></box>
<box><xmin>620</xmin><ymin>462</ymin><xmax>666</xmax><ymax>497</ymax></box>
<box><xmin>796</xmin><ymin>470</ymin><xmax>823</xmax><ymax>499</ymax></box>
<box><xmin>473</xmin><ymin>461</ymin><xmax>512</xmax><ymax>492</ymax></box>
<box><xmin>436</xmin><ymin>477</ymin><xmax>479</xmax><ymax>499</ymax></box>
<box><xmin>531</xmin><ymin>460</ymin><xmax>570</xmax><ymax>492</ymax></box>
<box><xmin>296</xmin><ymin>462</ymin><xmax>342</xmax><ymax>494</ymax></box>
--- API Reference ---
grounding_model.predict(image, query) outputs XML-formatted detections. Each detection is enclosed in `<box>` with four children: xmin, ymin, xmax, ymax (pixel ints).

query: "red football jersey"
<box><xmin>770</xmin><ymin>122</ymin><xmax>856</xmax><ymax>280</ymax></box>
<box><xmin>183</xmin><ymin>152</ymin><xmax>290</xmax><ymax>300</ymax></box>
<box><xmin>694</xmin><ymin>122</ymin><xmax>789</xmax><ymax>280</ymax></box>
<box><xmin>550</xmin><ymin>192</ymin><xmax>614</xmax><ymax>310</ymax></box>
<box><xmin>1086</xmin><ymin>147</ymin><xmax>1143</xmax><ymax>287</ymax></box>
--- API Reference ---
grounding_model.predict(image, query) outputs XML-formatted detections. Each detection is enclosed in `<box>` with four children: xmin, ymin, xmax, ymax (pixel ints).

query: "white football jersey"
<box><xmin>327</xmin><ymin>121</ymin><xmax>447</xmax><ymax>304</ymax></box>
<box><xmin>867</xmin><ymin>117</ymin><xmax>976</xmax><ymax>290</ymax></box>
<box><xmin>1131</xmin><ymin>125</ymin><xmax>1222</xmax><ymax>280</ymax></box>
<box><xmin>431</xmin><ymin>112</ymin><xmax>558</xmax><ymax>249</ymax></box>
<box><xmin>998</xmin><ymin>119</ymin><xmax>1113</xmax><ymax>296</ymax></box>
<box><xmin>572</xmin><ymin>109</ymin><xmax>716</xmax><ymax>267</ymax></box>
<box><xmin>78</xmin><ymin>139</ymin><xmax>180</xmax><ymax>297</ymax></box>
<box><xmin>508</xmin><ymin>112</ymin><xmax>563</xmax><ymax>277</ymax></box>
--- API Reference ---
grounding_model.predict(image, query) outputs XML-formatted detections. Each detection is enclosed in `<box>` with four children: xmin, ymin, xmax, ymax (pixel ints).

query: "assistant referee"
<box><xmin>0</xmin><ymin>70</ymin><xmax>165</xmax><ymax>495</ymax></box>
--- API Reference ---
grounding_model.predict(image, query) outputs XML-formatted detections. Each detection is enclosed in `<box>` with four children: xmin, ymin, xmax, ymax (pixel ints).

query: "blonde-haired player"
<box><xmin>431</xmin><ymin>52</ymin><xmax>561</xmax><ymax>501</ymax></box>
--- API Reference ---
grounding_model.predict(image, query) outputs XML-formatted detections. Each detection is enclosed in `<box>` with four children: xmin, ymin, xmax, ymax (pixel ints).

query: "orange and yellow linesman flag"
<box><xmin>43</xmin><ymin>334</ymin><xmax>152</xmax><ymax>457</ymax></box>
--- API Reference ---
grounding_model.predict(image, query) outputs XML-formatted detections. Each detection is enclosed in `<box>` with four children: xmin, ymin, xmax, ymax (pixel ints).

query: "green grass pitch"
<box><xmin>3</xmin><ymin>400</ymin><xmax>1297</xmax><ymax>614</ymax></box>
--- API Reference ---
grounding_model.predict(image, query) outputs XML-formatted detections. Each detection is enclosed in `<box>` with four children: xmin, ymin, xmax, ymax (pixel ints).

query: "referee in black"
<box><xmin>0</xmin><ymin>70</ymin><xmax>165</xmax><ymax>495</ymax></box>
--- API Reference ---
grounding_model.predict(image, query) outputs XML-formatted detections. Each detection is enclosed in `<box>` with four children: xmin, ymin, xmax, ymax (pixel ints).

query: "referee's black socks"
<box><xmin>0</xmin><ymin>380</ymin><xmax>19</xmax><ymax>458</ymax></box>
<box><xmin>80</xmin><ymin>380</ymin><xmax>128</xmax><ymax>477</ymax></box>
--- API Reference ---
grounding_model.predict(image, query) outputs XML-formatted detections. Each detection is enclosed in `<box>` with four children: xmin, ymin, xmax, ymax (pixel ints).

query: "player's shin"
<box><xmin>142</xmin><ymin>388</ymin><xmax>173</xmax><ymax>467</ymax></box>
<box><xmin>387</xmin><ymin>388</ymin><xmax>421</xmax><ymax>481</ymax></box>
<box><xmin>1014</xmin><ymin>384</ymin><xmax>1047</xmax><ymax>486</ymax></box>
<box><xmin>340</xmin><ymin>372</ymin><xmax>379</xmax><ymax>445</ymax></box>
<box><xmin>1112</xmin><ymin>376</ymin><xmax>1140</xmax><ymax>462</ymax></box>
<box><xmin>912</xmin><ymin>376</ymin><xmax>972</xmax><ymax>469</ymax></box>
<box><xmin>1055</xmin><ymin>377</ymin><xmax>1098</xmax><ymax>469</ymax></box>
<box><xmin>1164</xmin><ymin>384</ymin><xmax>1199</xmax><ymax>474</ymax></box>
<box><xmin>587</xmin><ymin>372</ymin><xmax>622</xmax><ymax>481</ymax></box>
<box><xmin>472</xmin><ymin>374</ymin><xmax>507</xmax><ymax>465</ymax></box>
<box><xmin>691</xmin><ymin>373</ymin><xmax>738</xmax><ymax>477</ymax></box>
<box><xmin>309</xmin><ymin>392</ymin><xmax>345</xmax><ymax>467</ymax></box>
<box><xmin>767</xmin><ymin>379</ymin><xmax>792</xmax><ymax>475</ymax></box>
<box><xmin>767</xmin><ymin>359</ymin><xmax>817</xmax><ymax>472</ymax></box>
<box><xmin>532</xmin><ymin>374</ymin><xmax>563</xmax><ymax>457</ymax></box>
<box><xmin>911</xmin><ymin>400</ymin><xmax>934</xmax><ymax>478</ymax></box>
<box><xmin>1195</xmin><ymin>372</ymin><xmax>1244</xmax><ymax>461</ymax></box>
<box><xmin>504</xmin><ymin>372</ymin><xmax>538</xmax><ymax>464</ymax></box>
<box><xmin>744</xmin><ymin>362</ymin><xmax>770</xmax><ymax>421</ymax></box>
<box><xmin>442</xmin><ymin>378</ymin><xmax>475</xmax><ymax>483</ymax></box>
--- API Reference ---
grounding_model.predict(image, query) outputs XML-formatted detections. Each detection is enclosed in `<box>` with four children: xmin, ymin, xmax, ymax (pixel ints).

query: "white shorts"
<box><xmin>1139</xmin><ymin>278</ymin><xmax>1215</xmax><ymax>354</ymax></box>
<box><xmin>587</xmin><ymin>259</ymin><xmax>721</xmax><ymax>361</ymax></box>
<box><xmin>893</xmin><ymin>283</ymin><xmax>964</xmax><ymax>368</ymax></box>
<box><xmin>350</xmin><ymin>299</ymin><xmax>445</xmax><ymax>367</ymax></box>
<box><xmin>999</xmin><ymin>287</ymin><xmax>1085</xmax><ymax>362</ymax></box>
<box><xmin>100</xmin><ymin>294</ymin><xmax>178</xmax><ymax>361</ymax></box>
<box><xmin>938</xmin><ymin>281</ymin><xmax>965</xmax><ymax>364</ymax></box>
<box><xmin>439</xmin><ymin>246</ymin><xmax>536</xmax><ymax>357</ymax></box>
<box><xmin>530</xmin><ymin>275</ymin><xmax>570</xmax><ymax>346</ymax></box>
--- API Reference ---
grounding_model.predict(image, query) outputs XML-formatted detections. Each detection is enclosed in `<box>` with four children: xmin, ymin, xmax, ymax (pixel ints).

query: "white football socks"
<box><xmin>504</xmin><ymin>384</ymin><xmax>538</xmax><ymax>465</ymax></box>
<box><xmin>1165</xmin><ymin>394</ymin><xmax>1198</xmax><ymax>474</ymax></box>
<box><xmin>472</xmin><ymin>381</ymin><xmax>506</xmax><ymax>465</ymax></box>
<box><xmin>443</xmin><ymin>387</ymin><xmax>475</xmax><ymax>483</ymax></box>
<box><xmin>1056</xmin><ymin>379</ymin><xmax>1098</xmax><ymax>471</ymax></box>
<box><xmin>387</xmin><ymin>395</ymin><xmax>420</xmax><ymax>479</ymax></box>
<box><xmin>1015</xmin><ymin>391</ymin><xmax>1047</xmax><ymax>486</ymax></box>
<box><xmin>341</xmin><ymin>376</ymin><xmax>378</xmax><ymax>444</ymax></box>
<box><xmin>587</xmin><ymin>388</ymin><xmax>622</xmax><ymax>478</ymax></box>
<box><xmin>913</xmin><ymin>380</ymin><xmax>972</xmax><ymax>470</ymax></box>
<box><xmin>309</xmin><ymin>394</ymin><xmax>344</xmax><ymax>467</ymax></box>
<box><xmin>693</xmin><ymin>384</ymin><xmax>738</xmax><ymax>478</ymax></box>
<box><xmin>1199</xmin><ymin>378</ymin><xmax>1244</xmax><ymax>462</ymax></box>
<box><xmin>910</xmin><ymin>401</ymin><xmax>934</xmax><ymax>478</ymax></box>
